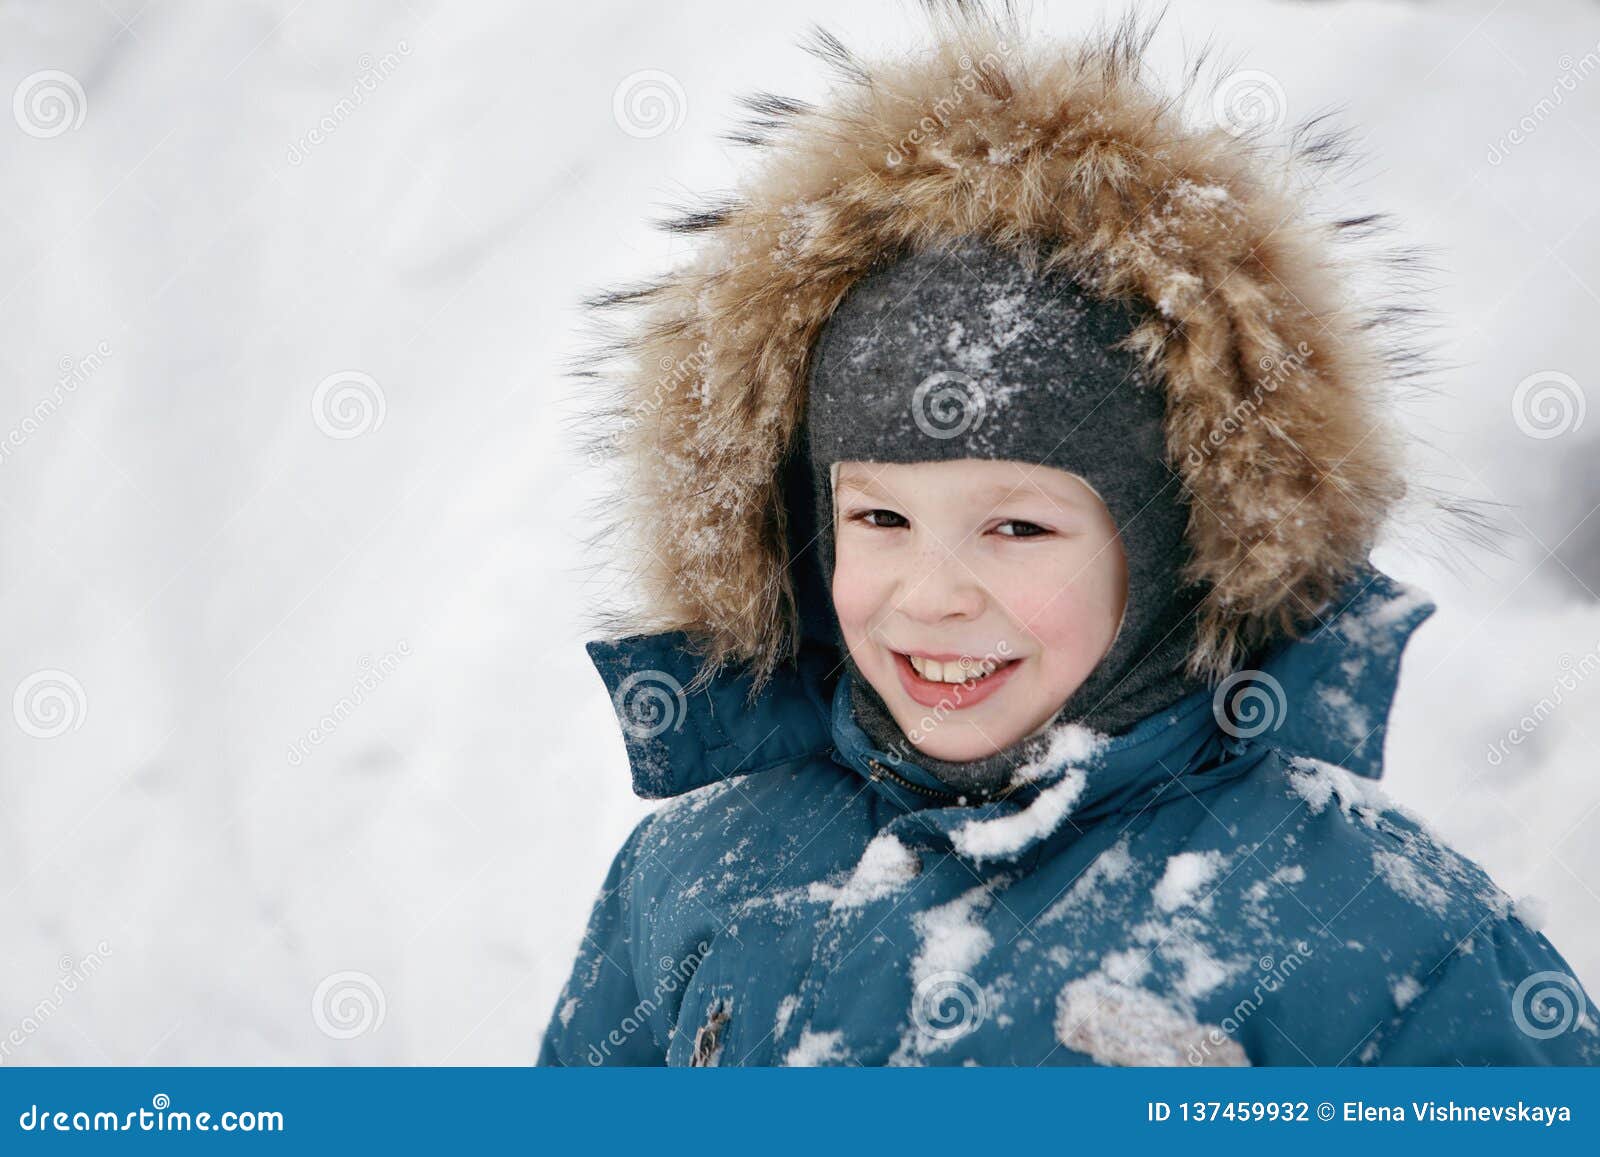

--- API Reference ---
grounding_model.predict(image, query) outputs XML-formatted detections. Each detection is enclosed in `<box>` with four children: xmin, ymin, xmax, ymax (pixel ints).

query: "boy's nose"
<box><xmin>895</xmin><ymin>549</ymin><xmax>985</xmax><ymax>624</ymax></box>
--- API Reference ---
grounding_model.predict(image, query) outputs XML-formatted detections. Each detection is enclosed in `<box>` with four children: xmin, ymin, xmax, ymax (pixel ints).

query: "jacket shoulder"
<box><xmin>1200</xmin><ymin>748</ymin><xmax>1599</xmax><ymax>1063</ymax></box>
<box><xmin>627</xmin><ymin>755</ymin><xmax>879</xmax><ymax>932</ymax></box>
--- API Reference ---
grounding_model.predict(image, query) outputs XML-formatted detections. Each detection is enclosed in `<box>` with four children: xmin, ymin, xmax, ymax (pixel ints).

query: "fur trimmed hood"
<box><xmin>576</xmin><ymin>5</ymin><xmax>1432</xmax><ymax>693</ymax></box>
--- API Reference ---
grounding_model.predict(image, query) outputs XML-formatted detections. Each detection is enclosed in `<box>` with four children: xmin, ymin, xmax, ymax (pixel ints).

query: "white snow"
<box><xmin>1244</xmin><ymin>863</ymin><xmax>1305</xmax><ymax>902</ymax></box>
<box><xmin>1166</xmin><ymin>938</ymin><xmax>1236</xmax><ymax>1002</ymax></box>
<box><xmin>1315</xmin><ymin>685</ymin><xmax>1372</xmax><ymax>748</ymax></box>
<box><xmin>774</xmin><ymin>993</ymin><xmax>800</xmax><ymax>1039</ymax></box>
<box><xmin>1014</xmin><ymin>721</ymin><xmax>1110</xmax><ymax>782</ymax></box>
<box><xmin>1040</xmin><ymin>838</ymin><xmax>1135</xmax><ymax>922</ymax></box>
<box><xmin>1286</xmin><ymin>755</ymin><xmax>1398</xmax><ymax>828</ymax></box>
<box><xmin>809</xmin><ymin>832</ymin><xmax>920</xmax><ymax>908</ymax></box>
<box><xmin>950</xmin><ymin>771</ymin><xmax>1086</xmax><ymax>861</ymax></box>
<box><xmin>1372</xmin><ymin>849</ymin><xmax>1452</xmax><ymax>916</ymax></box>
<box><xmin>908</xmin><ymin>884</ymin><xmax>995</xmax><ymax>984</ymax></box>
<box><xmin>1336</xmin><ymin>585</ymin><xmax>1435</xmax><ymax>653</ymax></box>
<box><xmin>783</xmin><ymin>1028</ymin><xmax>848</xmax><ymax>1066</ymax></box>
<box><xmin>891</xmin><ymin>882</ymin><xmax>998</xmax><ymax>1061</ymax></box>
<box><xmin>1055</xmin><ymin>972</ymin><xmax>1249</xmax><ymax>1067</ymax></box>
<box><xmin>1152</xmin><ymin>850</ymin><xmax>1227</xmax><ymax>913</ymax></box>
<box><xmin>3</xmin><ymin>0</ymin><xmax>1598</xmax><ymax>1066</ymax></box>
<box><xmin>1391</xmin><ymin>974</ymin><xmax>1424</xmax><ymax>1011</ymax></box>
<box><xmin>1100</xmin><ymin>947</ymin><xmax>1150</xmax><ymax>986</ymax></box>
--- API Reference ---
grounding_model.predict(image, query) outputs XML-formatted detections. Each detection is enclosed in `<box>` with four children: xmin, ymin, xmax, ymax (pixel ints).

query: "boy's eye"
<box><xmin>993</xmin><ymin>519</ymin><xmax>1049</xmax><ymax>538</ymax></box>
<box><xmin>856</xmin><ymin>509</ymin><xmax>909</xmax><ymax>529</ymax></box>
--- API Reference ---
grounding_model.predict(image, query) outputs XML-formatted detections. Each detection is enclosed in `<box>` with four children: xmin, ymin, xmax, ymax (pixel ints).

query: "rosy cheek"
<box><xmin>991</xmin><ymin>580</ymin><xmax>1096</xmax><ymax>659</ymax></box>
<box><xmin>830</xmin><ymin>556</ymin><xmax>882</xmax><ymax>638</ymax></box>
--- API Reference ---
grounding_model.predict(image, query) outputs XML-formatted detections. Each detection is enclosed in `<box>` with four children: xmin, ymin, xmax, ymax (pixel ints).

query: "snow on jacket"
<box><xmin>539</xmin><ymin>8</ymin><xmax>1599</xmax><ymax>1065</ymax></box>
<box><xmin>537</xmin><ymin>568</ymin><xmax>1599</xmax><ymax>1066</ymax></box>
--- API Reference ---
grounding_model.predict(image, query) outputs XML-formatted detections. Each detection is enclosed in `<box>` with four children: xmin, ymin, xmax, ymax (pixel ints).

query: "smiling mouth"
<box><xmin>903</xmin><ymin>653</ymin><xmax>1011</xmax><ymax>683</ymax></box>
<box><xmin>890</xmin><ymin>650</ymin><xmax>1022</xmax><ymax>709</ymax></box>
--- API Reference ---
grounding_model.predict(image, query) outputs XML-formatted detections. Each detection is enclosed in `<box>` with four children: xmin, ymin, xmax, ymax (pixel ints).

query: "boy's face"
<box><xmin>831</xmin><ymin>459</ymin><xmax>1128</xmax><ymax>763</ymax></box>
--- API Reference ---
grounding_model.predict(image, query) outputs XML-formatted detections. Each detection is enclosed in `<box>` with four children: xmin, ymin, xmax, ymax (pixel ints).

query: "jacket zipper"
<box><xmin>864</xmin><ymin>757</ymin><xmax>1020</xmax><ymax>805</ymax></box>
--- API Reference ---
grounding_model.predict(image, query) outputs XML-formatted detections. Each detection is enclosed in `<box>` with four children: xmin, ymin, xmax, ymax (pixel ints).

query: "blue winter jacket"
<box><xmin>537</xmin><ymin>567</ymin><xmax>1599</xmax><ymax>1066</ymax></box>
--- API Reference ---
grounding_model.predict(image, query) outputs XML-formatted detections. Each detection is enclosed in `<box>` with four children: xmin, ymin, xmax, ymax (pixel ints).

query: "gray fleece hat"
<box><xmin>805</xmin><ymin>236</ymin><xmax>1209</xmax><ymax>795</ymax></box>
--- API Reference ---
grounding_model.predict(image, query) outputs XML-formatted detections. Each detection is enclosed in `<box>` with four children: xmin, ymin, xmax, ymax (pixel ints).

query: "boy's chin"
<box><xmin>892</xmin><ymin>713</ymin><xmax>1030</xmax><ymax>763</ymax></box>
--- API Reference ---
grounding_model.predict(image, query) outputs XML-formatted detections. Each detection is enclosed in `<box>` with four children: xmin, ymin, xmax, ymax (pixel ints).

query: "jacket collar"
<box><xmin>584</xmin><ymin>633</ymin><xmax>836</xmax><ymax>800</ymax></box>
<box><xmin>587</xmin><ymin>563</ymin><xmax>1437</xmax><ymax>805</ymax></box>
<box><xmin>827</xmin><ymin>666</ymin><xmax>1239</xmax><ymax>861</ymax></box>
<box><xmin>1246</xmin><ymin>565</ymin><xmax>1437</xmax><ymax>780</ymax></box>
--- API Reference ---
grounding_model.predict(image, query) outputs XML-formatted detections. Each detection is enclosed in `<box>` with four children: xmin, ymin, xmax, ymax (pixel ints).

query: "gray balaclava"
<box><xmin>806</xmin><ymin>236</ymin><xmax>1209</xmax><ymax>797</ymax></box>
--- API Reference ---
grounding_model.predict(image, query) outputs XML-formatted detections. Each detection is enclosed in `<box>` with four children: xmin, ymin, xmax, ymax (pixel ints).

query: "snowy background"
<box><xmin>1</xmin><ymin>0</ymin><xmax>1597</xmax><ymax>1063</ymax></box>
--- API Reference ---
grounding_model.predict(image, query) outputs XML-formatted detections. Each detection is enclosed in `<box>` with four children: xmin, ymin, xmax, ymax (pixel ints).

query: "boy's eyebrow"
<box><xmin>833</xmin><ymin>465</ymin><xmax>883</xmax><ymax>494</ymax></box>
<box><xmin>977</xmin><ymin>475</ymin><xmax>1085</xmax><ymax>508</ymax></box>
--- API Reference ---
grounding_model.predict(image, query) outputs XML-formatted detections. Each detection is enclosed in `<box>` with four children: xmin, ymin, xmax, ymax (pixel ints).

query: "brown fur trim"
<box><xmin>574</xmin><ymin>4</ymin><xmax>1421</xmax><ymax>693</ymax></box>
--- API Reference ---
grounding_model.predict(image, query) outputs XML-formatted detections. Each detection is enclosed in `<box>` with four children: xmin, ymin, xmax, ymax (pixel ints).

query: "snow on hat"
<box><xmin>804</xmin><ymin>234</ymin><xmax>1209</xmax><ymax>743</ymax></box>
<box><xmin>575</xmin><ymin>4</ymin><xmax>1429</xmax><ymax>695</ymax></box>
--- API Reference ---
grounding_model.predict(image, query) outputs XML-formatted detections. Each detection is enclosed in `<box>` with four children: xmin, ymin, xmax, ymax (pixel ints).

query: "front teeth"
<box><xmin>907</xmin><ymin>655</ymin><xmax>995</xmax><ymax>683</ymax></box>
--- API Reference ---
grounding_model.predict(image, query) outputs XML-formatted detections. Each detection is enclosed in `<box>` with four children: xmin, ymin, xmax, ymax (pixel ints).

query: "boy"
<box><xmin>539</xmin><ymin>9</ymin><xmax>1598</xmax><ymax>1065</ymax></box>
